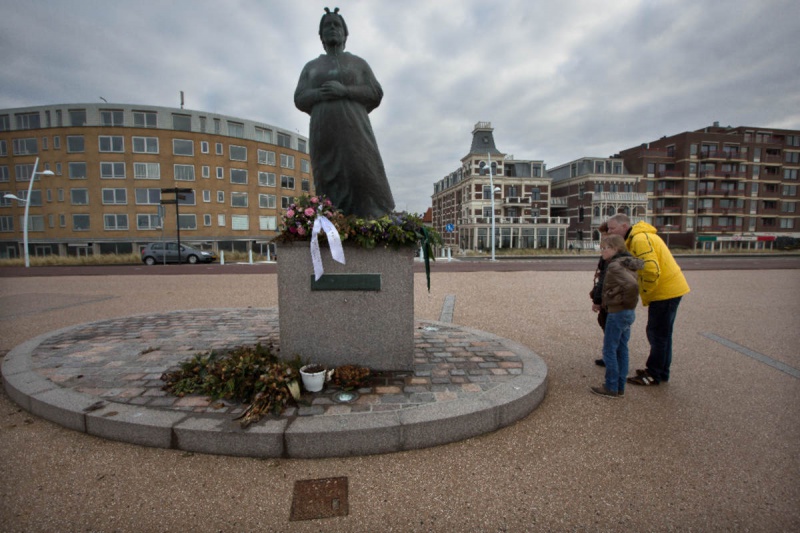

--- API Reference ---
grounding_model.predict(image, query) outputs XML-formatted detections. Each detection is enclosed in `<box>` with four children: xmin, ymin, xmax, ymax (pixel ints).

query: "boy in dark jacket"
<box><xmin>591</xmin><ymin>234</ymin><xmax>644</xmax><ymax>398</ymax></box>
<box><xmin>590</xmin><ymin>222</ymin><xmax>609</xmax><ymax>366</ymax></box>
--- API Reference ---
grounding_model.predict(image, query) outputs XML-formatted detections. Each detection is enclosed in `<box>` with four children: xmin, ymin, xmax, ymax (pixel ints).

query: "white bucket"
<box><xmin>299</xmin><ymin>365</ymin><xmax>326</xmax><ymax>392</ymax></box>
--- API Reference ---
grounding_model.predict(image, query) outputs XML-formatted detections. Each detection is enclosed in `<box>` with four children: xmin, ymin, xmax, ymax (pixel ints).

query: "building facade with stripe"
<box><xmin>0</xmin><ymin>103</ymin><xmax>311</xmax><ymax>259</ymax></box>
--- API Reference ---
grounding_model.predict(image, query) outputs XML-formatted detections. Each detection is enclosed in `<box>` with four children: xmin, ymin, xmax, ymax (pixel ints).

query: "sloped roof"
<box><xmin>469</xmin><ymin>127</ymin><xmax>504</xmax><ymax>157</ymax></box>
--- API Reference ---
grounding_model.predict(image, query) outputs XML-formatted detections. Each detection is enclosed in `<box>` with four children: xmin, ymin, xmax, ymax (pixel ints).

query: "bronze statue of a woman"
<box><xmin>294</xmin><ymin>7</ymin><xmax>395</xmax><ymax>219</ymax></box>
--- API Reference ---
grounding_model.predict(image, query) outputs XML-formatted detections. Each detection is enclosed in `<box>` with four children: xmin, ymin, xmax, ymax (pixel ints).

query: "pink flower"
<box><xmin>297</xmin><ymin>226</ymin><xmax>306</xmax><ymax>236</ymax></box>
<box><xmin>311</xmin><ymin>196</ymin><xmax>319</xmax><ymax>204</ymax></box>
<box><xmin>286</xmin><ymin>209</ymin><xmax>295</xmax><ymax>218</ymax></box>
<box><xmin>304</xmin><ymin>207</ymin><xmax>315</xmax><ymax>217</ymax></box>
<box><xmin>289</xmin><ymin>226</ymin><xmax>297</xmax><ymax>234</ymax></box>
<box><xmin>324</xmin><ymin>199</ymin><xmax>332</xmax><ymax>206</ymax></box>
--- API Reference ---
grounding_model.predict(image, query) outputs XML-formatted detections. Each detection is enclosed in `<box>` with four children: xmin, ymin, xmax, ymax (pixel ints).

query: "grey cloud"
<box><xmin>1</xmin><ymin>0</ymin><xmax>798</xmax><ymax>214</ymax></box>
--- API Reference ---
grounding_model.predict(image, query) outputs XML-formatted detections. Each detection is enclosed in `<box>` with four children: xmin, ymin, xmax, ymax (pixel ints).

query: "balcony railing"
<box><xmin>653</xmin><ymin>188</ymin><xmax>682</xmax><ymax>196</ymax></box>
<box><xmin>700</xmin><ymin>150</ymin><xmax>745</xmax><ymax>161</ymax></box>
<box><xmin>698</xmin><ymin>170</ymin><xmax>747</xmax><ymax>179</ymax></box>
<box><xmin>501</xmin><ymin>196</ymin><xmax>532</xmax><ymax>205</ymax></box>
<box><xmin>592</xmin><ymin>216</ymin><xmax>647</xmax><ymax>226</ymax></box>
<box><xmin>594</xmin><ymin>192</ymin><xmax>648</xmax><ymax>202</ymax></box>
<box><xmin>697</xmin><ymin>188</ymin><xmax>742</xmax><ymax>196</ymax></box>
<box><xmin>656</xmin><ymin>170</ymin><xmax>684</xmax><ymax>177</ymax></box>
<box><xmin>640</xmin><ymin>148</ymin><xmax>670</xmax><ymax>157</ymax></box>
<box><xmin>462</xmin><ymin>216</ymin><xmax>569</xmax><ymax>225</ymax></box>
<box><xmin>696</xmin><ymin>225</ymin><xmax>741</xmax><ymax>233</ymax></box>
<box><xmin>653</xmin><ymin>206</ymin><xmax>682</xmax><ymax>214</ymax></box>
<box><xmin>550</xmin><ymin>197</ymin><xmax>568</xmax><ymax>207</ymax></box>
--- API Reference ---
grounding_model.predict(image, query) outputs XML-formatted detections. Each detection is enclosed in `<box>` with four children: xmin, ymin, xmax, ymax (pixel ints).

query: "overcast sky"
<box><xmin>2</xmin><ymin>0</ymin><xmax>799</xmax><ymax>214</ymax></box>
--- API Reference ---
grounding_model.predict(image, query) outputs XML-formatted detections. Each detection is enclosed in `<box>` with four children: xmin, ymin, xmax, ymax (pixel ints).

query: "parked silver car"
<box><xmin>140</xmin><ymin>242</ymin><xmax>217</xmax><ymax>265</ymax></box>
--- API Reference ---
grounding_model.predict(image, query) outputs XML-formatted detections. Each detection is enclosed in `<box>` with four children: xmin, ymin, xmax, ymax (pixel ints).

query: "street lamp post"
<box><xmin>664</xmin><ymin>223</ymin><xmax>674</xmax><ymax>248</ymax></box>
<box><xmin>3</xmin><ymin>157</ymin><xmax>54</xmax><ymax>267</ymax></box>
<box><xmin>480</xmin><ymin>153</ymin><xmax>500</xmax><ymax>261</ymax></box>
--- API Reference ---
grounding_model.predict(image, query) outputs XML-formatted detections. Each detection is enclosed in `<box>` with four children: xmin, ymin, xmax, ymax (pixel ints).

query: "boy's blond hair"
<box><xmin>601</xmin><ymin>234</ymin><xmax>627</xmax><ymax>253</ymax></box>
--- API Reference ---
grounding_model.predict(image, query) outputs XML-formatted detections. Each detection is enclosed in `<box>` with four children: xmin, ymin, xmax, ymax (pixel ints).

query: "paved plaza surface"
<box><xmin>1</xmin><ymin>264</ymin><xmax>799</xmax><ymax>531</ymax></box>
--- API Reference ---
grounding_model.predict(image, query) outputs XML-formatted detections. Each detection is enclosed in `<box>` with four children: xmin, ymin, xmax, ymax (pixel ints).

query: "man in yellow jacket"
<box><xmin>607</xmin><ymin>214</ymin><xmax>690</xmax><ymax>385</ymax></box>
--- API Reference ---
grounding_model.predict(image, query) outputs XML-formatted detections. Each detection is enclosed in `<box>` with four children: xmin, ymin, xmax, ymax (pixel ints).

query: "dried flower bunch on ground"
<box><xmin>161</xmin><ymin>344</ymin><xmax>303</xmax><ymax>427</ymax></box>
<box><xmin>331</xmin><ymin>365</ymin><xmax>371</xmax><ymax>390</ymax></box>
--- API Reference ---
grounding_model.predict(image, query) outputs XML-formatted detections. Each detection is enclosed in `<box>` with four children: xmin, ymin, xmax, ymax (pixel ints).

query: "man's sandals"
<box><xmin>627</xmin><ymin>369</ymin><xmax>659</xmax><ymax>386</ymax></box>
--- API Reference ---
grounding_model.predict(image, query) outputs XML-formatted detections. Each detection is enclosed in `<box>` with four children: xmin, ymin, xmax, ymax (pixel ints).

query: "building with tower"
<box><xmin>431</xmin><ymin>122</ymin><xmax>568</xmax><ymax>253</ymax></box>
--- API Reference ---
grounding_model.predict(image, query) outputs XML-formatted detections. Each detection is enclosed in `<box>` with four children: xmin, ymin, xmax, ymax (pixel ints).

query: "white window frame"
<box><xmin>231</xmin><ymin>214</ymin><xmax>249</xmax><ymax>230</ymax></box>
<box><xmin>174</xmin><ymin>164</ymin><xmax>196</xmax><ymax>181</ymax></box>
<box><xmin>280</xmin><ymin>154</ymin><xmax>295</xmax><ymax>169</ymax></box>
<box><xmin>68</xmin><ymin>162</ymin><xmax>87</xmax><ymax>179</ymax></box>
<box><xmin>101</xmin><ymin>188</ymin><xmax>127</xmax><ymax>205</ymax></box>
<box><xmin>172</xmin><ymin>139</ymin><xmax>194</xmax><ymax>156</ymax></box>
<box><xmin>98</xmin><ymin>136</ymin><xmax>124</xmax><ymax>153</ymax></box>
<box><xmin>100</xmin><ymin>162</ymin><xmax>126</xmax><ymax>179</ymax></box>
<box><xmin>230</xmin><ymin>168</ymin><xmax>248</xmax><ymax>184</ymax></box>
<box><xmin>229</xmin><ymin>145</ymin><xmax>247</xmax><ymax>161</ymax></box>
<box><xmin>231</xmin><ymin>191</ymin><xmax>248</xmax><ymax>207</ymax></box>
<box><xmin>134</xmin><ymin>162</ymin><xmax>160</xmax><ymax>180</ymax></box>
<box><xmin>72</xmin><ymin>214</ymin><xmax>90</xmax><ymax>231</ymax></box>
<box><xmin>259</xmin><ymin>171</ymin><xmax>276</xmax><ymax>187</ymax></box>
<box><xmin>259</xmin><ymin>193</ymin><xmax>276</xmax><ymax>209</ymax></box>
<box><xmin>133</xmin><ymin>111</ymin><xmax>157</xmax><ymax>128</ymax></box>
<box><xmin>178</xmin><ymin>214</ymin><xmax>197</xmax><ymax>230</ymax></box>
<box><xmin>103</xmin><ymin>213</ymin><xmax>128</xmax><ymax>230</ymax></box>
<box><xmin>132</xmin><ymin>136</ymin><xmax>159</xmax><ymax>154</ymax></box>
<box><xmin>135</xmin><ymin>188</ymin><xmax>161</xmax><ymax>205</ymax></box>
<box><xmin>258</xmin><ymin>149</ymin><xmax>276</xmax><ymax>166</ymax></box>
<box><xmin>70</xmin><ymin>188</ymin><xmax>89</xmax><ymax>205</ymax></box>
<box><xmin>137</xmin><ymin>213</ymin><xmax>160</xmax><ymax>230</ymax></box>
<box><xmin>259</xmin><ymin>216</ymin><xmax>277</xmax><ymax>230</ymax></box>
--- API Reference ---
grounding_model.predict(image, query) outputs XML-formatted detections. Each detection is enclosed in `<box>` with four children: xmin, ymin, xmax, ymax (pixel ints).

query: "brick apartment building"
<box><xmin>434</xmin><ymin>122</ymin><xmax>800</xmax><ymax>252</ymax></box>
<box><xmin>618</xmin><ymin>123</ymin><xmax>799</xmax><ymax>249</ymax></box>
<box><xmin>548</xmin><ymin>157</ymin><xmax>647</xmax><ymax>247</ymax></box>
<box><xmin>0</xmin><ymin>103</ymin><xmax>311</xmax><ymax>259</ymax></box>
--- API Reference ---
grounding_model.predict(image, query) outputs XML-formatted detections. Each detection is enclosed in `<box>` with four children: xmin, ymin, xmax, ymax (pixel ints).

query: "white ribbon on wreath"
<box><xmin>310</xmin><ymin>211</ymin><xmax>345</xmax><ymax>280</ymax></box>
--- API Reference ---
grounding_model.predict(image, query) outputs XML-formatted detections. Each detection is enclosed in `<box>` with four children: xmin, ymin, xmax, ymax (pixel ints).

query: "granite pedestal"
<box><xmin>277</xmin><ymin>242</ymin><xmax>414</xmax><ymax>371</ymax></box>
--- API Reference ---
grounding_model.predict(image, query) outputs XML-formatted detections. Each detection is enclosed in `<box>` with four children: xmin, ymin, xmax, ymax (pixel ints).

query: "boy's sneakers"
<box><xmin>627</xmin><ymin>369</ymin><xmax>659</xmax><ymax>386</ymax></box>
<box><xmin>594</xmin><ymin>359</ymin><xmax>605</xmax><ymax>367</ymax></box>
<box><xmin>590</xmin><ymin>384</ymin><xmax>620</xmax><ymax>398</ymax></box>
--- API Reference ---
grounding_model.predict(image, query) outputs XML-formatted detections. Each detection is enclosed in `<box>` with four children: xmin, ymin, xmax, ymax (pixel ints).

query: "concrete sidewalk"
<box><xmin>1</xmin><ymin>268</ymin><xmax>799</xmax><ymax>531</ymax></box>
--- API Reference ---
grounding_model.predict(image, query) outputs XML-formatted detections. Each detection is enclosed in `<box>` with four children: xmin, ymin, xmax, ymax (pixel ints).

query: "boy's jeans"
<box><xmin>603</xmin><ymin>309</ymin><xmax>636</xmax><ymax>393</ymax></box>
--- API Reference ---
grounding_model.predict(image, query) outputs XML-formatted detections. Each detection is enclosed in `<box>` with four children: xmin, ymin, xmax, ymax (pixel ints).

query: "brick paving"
<box><xmin>29</xmin><ymin>308</ymin><xmax>523</xmax><ymax>419</ymax></box>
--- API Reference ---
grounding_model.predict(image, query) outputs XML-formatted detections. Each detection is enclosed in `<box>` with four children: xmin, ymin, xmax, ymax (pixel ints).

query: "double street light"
<box><xmin>3</xmin><ymin>157</ymin><xmax>54</xmax><ymax>267</ymax></box>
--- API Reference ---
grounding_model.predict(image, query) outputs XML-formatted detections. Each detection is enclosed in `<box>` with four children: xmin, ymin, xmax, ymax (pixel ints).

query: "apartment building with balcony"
<box><xmin>548</xmin><ymin>157</ymin><xmax>647</xmax><ymax>247</ymax></box>
<box><xmin>0</xmin><ymin>103</ymin><xmax>311</xmax><ymax>259</ymax></box>
<box><xmin>431</xmin><ymin>122</ymin><xmax>568</xmax><ymax>252</ymax></box>
<box><xmin>619</xmin><ymin>123</ymin><xmax>800</xmax><ymax>249</ymax></box>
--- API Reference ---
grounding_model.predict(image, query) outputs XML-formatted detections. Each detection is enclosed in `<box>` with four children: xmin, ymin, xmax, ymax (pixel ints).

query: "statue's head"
<box><xmin>319</xmin><ymin>7</ymin><xmax>348</xmax><ymax>51</ymax></box>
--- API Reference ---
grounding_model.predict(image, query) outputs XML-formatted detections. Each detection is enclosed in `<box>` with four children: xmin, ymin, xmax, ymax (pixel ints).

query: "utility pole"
<box><xmin>160</xmin><ymin>188</ymin><xmax>193</xmax><ymax>263</ymax></box>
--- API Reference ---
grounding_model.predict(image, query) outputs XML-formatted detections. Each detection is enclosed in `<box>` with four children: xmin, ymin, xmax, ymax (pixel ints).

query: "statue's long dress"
<box><xmin>294</xmin><ymin>52</ymin><xmax>395</xmax><ymax>219</ymax></box>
